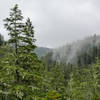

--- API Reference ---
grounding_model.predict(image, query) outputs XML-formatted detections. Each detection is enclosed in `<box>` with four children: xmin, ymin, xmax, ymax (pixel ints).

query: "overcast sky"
<box><xmin>0</xmin><ymin>0</ymin><xmax>100</xmax><ymax>48</ymax></box>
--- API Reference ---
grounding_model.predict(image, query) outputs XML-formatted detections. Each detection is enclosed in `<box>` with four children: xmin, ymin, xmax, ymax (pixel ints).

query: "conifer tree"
<box><xmin>1</xmin><ymin>4</ymin><xmax>43</xmax><ymax>100</ymax></box>
<box><xmin>20</xmin><ymin>17</ymin><xmax>36</xmax><ymax>53</ymax></box>
<box><xmin>4</xmin><ymin>4</ymin><xmax>24</xmax><ymax>54</ymax></box>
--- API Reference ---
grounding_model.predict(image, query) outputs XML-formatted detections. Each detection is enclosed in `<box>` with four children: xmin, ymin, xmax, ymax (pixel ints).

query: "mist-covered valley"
<box><xmin>52</xmin><ymin>35</ymin><xmax>100</xmax><ymax>64</ymax></box>
<box><xmin>40</xmin><ymin>35</ymin><xmax>100</xmax><ymax>67</ymax></box>
<box><xmin>1</xmin><ymin>1</ymin><xmax>100</xmax><ymax>99</ymax></box>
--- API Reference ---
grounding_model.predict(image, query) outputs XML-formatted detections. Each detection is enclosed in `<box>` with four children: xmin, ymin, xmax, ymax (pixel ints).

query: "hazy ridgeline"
<box><xmin>1</xmin><ymin>3</ymin><xmax>100</xmax><ymax>100</ymax></box>
<box><xmin>50</xmin><ymin>35</ymin><xmax>100</xmax><ymax>65</ymax></box>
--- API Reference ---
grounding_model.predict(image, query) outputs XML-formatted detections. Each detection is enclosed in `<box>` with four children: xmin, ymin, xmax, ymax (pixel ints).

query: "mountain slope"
<box><xmin>47</xmin><ymin>35</ymin><xmax>100</xmax><ymax>66</ymax></box>
<box><xmin>35</xmin><ymin>47</ymin><xmax>52</xmax><ymax>57</ymax></box>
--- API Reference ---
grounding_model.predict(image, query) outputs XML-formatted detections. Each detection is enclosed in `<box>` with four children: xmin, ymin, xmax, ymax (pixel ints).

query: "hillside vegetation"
<box><xmin>0</xmin><ymin>4</ymin><xmax>100</xmax><ymax>100</ymax></box>
<box><xmin>44</xmin><ymin>35</ymin><xmax>100</xmax><ymax>67</ymax></box>
<box><xmin>35</xmin><ymin>47</ymin><xmax>52</xmax><ymax>57</ymax></box>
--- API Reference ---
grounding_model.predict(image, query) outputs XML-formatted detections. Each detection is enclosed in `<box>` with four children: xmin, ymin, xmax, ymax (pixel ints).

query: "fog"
<box><xmin>52</xmin><ymin>35</ymin><xmax>100</xmax><ymax>64</ymax></box>
<box><xmin>0</xmin><ymin>0</ymin><xmax>100</xmax><ymax>47</ymax></box>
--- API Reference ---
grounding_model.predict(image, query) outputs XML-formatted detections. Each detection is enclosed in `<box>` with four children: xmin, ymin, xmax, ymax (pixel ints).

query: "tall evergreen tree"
<box><xmin>4</xmin><ymin>4</ymin><xmax>24</xmax><ymax>54</ymax></box>
<box><xmin>20</xmin><ymin>17</ymin><xmax>36</xmax><ymax>53</ymax></box>
<box><xmin>1</xmin><ymin>4</ymin><xmax>43</xmax><ymax>100</ymax></box>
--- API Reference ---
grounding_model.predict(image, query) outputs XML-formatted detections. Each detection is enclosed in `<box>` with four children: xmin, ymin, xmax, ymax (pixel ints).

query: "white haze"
<box><xmin>52</xmin><ymin>35</ymin><xmax>100</xmax><ymax>64</ymax></box>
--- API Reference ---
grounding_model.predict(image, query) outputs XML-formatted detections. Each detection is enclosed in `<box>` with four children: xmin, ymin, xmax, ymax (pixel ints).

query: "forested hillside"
<box><xmin>34</xmin><ymin>47</ymin><xmax>52</xmax><ymax>57</ymax></box>
<box><xmin>44</xmin><ymin>35</ymin><xmax>100</xmax><ymax>67</ymax></box>
<box><xmin>0</xmin><ymin>4</ymin><xmax>100</xmax><ymax>100</ymax></box>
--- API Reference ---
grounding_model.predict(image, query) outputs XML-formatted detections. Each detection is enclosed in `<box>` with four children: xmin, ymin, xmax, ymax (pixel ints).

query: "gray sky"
<box><xmin>0</xmin><ymin>0</ymin><xmax>100</xmax><ymax>48</ymax></box>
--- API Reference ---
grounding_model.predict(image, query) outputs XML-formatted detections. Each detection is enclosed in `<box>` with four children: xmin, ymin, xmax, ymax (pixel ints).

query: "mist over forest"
<box><xmin>52</xmin><ymin>35</ymin><xmax>100</xmax><ymax>64</ymax></box>
<box><xmin>0</xmin><ymin>1</ymin><xmax>100</xmax><ymax>100</ymax></box>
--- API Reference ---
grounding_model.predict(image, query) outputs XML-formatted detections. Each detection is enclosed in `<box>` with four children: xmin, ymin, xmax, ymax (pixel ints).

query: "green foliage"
<box><xmin>1</xmin><ymin>4</ymin><xmax>43</xmax><ymax>100</ymax></box>
<box><xmin>1</xmin><ymin>3</ymin><xmax>100</xmax><ymax>100</ymax></box>
<box><xmin>66</xmin><ymin>59</ymin><xmax>100</xmax><ymax>100</ymax></box>
<box><xmin>4</xmin><ymin>4</ymin><xmax>24</xmax><ymax>54</ymax></box>
<box><xmin>42</xmin><ymin>90</ymin><xmax>62</xmax><ymax>100</ymax></box>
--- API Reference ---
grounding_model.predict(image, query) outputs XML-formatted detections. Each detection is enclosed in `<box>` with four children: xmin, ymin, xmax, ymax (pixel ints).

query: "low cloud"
<box><xmin>0</xmin><ymin>0</ymin><xmax>100</xmax><ymax>48</ymax></box>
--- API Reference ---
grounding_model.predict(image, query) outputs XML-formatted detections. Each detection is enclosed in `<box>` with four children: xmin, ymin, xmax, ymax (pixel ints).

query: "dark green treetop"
<box><xmin>4</xmin><ymin>4</ymin><xmax>24</xmax><ymax>54</ymax></box>
<box><xmin>1</xmin><ymin>4</ymin><xmax>43</xmax><ymax>100</ymax></box>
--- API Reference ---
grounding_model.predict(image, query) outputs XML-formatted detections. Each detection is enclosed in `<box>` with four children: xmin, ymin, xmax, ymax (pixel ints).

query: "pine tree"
<box><xmin>19</xmin><ymin>17</ymin><xmax>36</xmax><ymax>53</ymax></box>
<box><xmin>4</xmin><ymin>4</ymin><xmax>24</xmax><ymax>55</ymax></box>
<box><xmin>1</xmin><ymin>4</ymin><xmax>43</xmax><ymax>100</ymax></box>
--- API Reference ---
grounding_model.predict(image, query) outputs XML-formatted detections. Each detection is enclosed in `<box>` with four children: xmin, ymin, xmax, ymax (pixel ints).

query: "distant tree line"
<box><xmin>44</xmin><ymin>35</ymin><xmax>100</xmax><ymax>67</ymax></box>
<box><xmin>0</xmin><ymin>4</ymin><xmax>100</xmax><ymax>100</ymax></box>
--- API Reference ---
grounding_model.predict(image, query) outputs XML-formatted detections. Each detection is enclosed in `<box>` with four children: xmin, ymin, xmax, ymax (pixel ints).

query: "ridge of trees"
<box><xmin>0</xmin><ymin>4</ymin><xmax>100</xmax><ymax>100</ymax></box>
<box><xmin>44</xmin><ymin>35</ymin><xmax>100</xmax><ymax>67</ymax></box>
